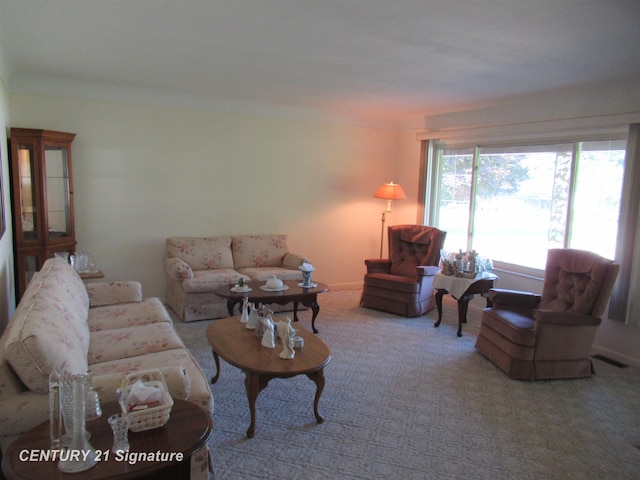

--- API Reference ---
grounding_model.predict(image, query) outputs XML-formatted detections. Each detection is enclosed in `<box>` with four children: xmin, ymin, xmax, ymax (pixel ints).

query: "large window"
<box><xmin>432</xmin><ymin>138</ymin><xmax>626</xmax><ymax>270</ymax></box>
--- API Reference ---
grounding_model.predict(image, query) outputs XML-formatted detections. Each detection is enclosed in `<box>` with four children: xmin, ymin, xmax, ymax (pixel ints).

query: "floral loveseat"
<box><xmin>0</xmin><ymin>258</ymin><xmax>213</xmax><ymax>479</ymax></box>
<box><xmin>166</xmin><ymin>234</ymin><xmax>309</xmax><ymax>322</ymax></box>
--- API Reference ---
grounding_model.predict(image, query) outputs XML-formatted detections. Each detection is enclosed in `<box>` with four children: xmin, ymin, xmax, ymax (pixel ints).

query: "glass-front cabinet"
<box><xmin>9</xmin><ymin>128</ymin><xmax>77</xmax><ymax>299</ymax></box>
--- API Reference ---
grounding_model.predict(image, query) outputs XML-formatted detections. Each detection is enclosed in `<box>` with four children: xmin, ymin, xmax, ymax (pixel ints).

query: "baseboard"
<box><xmin>327</xmin><ymin>282</ymin><xmax>362</xmax><ymax>291</ymax></box>
<box><xmin>591</xmin><ymin>345</ymin><xmax>640</xmax><ymax>369</ymax></box>
<box><xmin>591</xmin><ymin>354</ymin><xmax>628</xmax><ymax>368</ymax></box>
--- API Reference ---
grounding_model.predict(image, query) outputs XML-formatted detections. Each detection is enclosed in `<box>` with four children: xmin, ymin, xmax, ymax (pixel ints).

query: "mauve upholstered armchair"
<box><xmin>475</xmin><ymin>248</ymin><xmax>619</xmax><ymax>380</ymax></box>
<box><xmin>360</xmin><ymin>225</ymin><xmax>447</xmax><ymax>317</ymax></box>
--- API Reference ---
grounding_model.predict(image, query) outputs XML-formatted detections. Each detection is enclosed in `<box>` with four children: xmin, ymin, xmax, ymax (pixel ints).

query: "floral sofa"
<box><xmin>0</xmin><ymin>258</ymin><xmax>213</xmax><ymax>479</ymax></box>
<box><xmin>165</xmin><ymin>234</ymin><xmax>309</xmax><ymax>322</ymax></box>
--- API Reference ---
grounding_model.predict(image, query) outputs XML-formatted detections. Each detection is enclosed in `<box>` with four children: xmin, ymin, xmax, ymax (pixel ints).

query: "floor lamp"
<box><xmin>373</xmin><ymin>181</ymin><xmax>407</xmax><ymax>258</ymax></box>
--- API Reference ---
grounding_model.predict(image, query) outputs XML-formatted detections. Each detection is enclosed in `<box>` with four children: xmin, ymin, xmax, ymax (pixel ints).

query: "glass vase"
<box><xmin>58</xmin><ymin>373</ymin><xmax>98</xmax><ymax>473</ymax></box>
<box><xmin>85</xmin><ymin>371</ymin><xmax>102</xmax><ymax>421</ymax></box>
<box><xmin>108</xmin><ymin>413</ymin><xmax>130</xmax><ymax>453</ymax></box>
<box><xmin>49</xmin><ymin>369</ymin><xmax>62</xmax><ymax>450</ymax></box>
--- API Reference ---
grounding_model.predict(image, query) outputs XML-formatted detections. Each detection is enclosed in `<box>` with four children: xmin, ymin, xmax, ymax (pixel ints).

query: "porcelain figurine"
<box><xmin>240</xmin><ymin>297</ymin><xmax>249</xmax><ymax>323</ymax></box>
<box><xmin>261</xmin><ymin>314</ymin><xmax>275</xmax><ymax>348</ymax></box>
<box><xmin>246</xmin><ymin>303</ymin><xmax>260</xmax><ymax>330</ymax></box>
<box><xmin>277</xmin><ymin>317</ymin><xmax>295</xmax><ymax>359</ymax></box>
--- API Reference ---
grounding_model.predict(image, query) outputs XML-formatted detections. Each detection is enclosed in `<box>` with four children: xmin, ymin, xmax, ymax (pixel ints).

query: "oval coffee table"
<box><xmin>206</xmin><ymin>315</ymin><xmax>332</xmax><ymax>438</ymax></box>
<box><xmin>212</xmin><ymin>280</ymin><xmax>328</xmax><ymax>333</ymax></box>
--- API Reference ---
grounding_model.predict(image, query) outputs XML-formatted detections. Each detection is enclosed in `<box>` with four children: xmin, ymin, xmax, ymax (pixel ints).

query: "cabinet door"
<box><xmin>16</xmin><ymin>142</ymin><xmax>41</xmax><ymax>243</ymax></box>
<box><xmin>44</xmin><ymin>145</ymin><xmax>72</xmax><ymax>240</ymax></box>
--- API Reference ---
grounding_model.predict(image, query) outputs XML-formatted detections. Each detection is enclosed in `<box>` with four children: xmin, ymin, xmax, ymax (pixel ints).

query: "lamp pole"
<box><xmin>379</xmin><ymin>209</ymin><xmax>387</xmax><ymax>259</ymax></box>
<box><xmin>373</xmin><ymin>182</ymin><xmax>406</xmax><ymax>259</ymax></box>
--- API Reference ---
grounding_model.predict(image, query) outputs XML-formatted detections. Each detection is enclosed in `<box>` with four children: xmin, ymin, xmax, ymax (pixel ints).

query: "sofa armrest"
<box><xmin>165</xmin><ymin>257</ymin><xmax>194</xmax><ymax>280</ymax></box>
<box><xmin>364</xmin><ymin>259</ymin><xmax>392</xmax><ymax>274</ymax></box>
<box><xmin>282</xmin><ymin>252</ymin><xmax>309</xmax><ymax>270</ymax></box>
<box><xmin>87</xmin><ymin>281</ymin><xmax>143</xmax><ymax>307</ymax></box>
<box><xmin>533</xmin><ymin>309</ymin><xmax>602</xmax><ymax>326</ymax></box>
<box><xmin>489</xmin><ymin>288</ymin><xmax>541</xmax><ymax>309</ymax></box>
<box><xmin>92</xmin><ymin>366</ymin><xmax>192</xmax><ymax>402</ymax></box>
<box><xmin>417</xmin><ymin>266</ymin><xmax>440</xmax><ymax>277</ymax></box>
<box><xmin>0</xmin><ymin>391</ymin><xmax>48</xmax><ymax>437</ymax></box>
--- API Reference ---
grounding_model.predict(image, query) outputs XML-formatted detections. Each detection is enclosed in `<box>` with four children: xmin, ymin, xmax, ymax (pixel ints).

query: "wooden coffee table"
<box><xmin>206</xmin><ymin>315</ymin><xmax>332</xmax><ymax>438</ymax></box>
<box><xmin>213</xmin><ymin>280</ymin><xmax>329</xmax><ymax>333</ymax></box>
<box><xmin>2</xmin><ymin>399</ymin><xmax>212</xmax><ymax>480</ymax></box>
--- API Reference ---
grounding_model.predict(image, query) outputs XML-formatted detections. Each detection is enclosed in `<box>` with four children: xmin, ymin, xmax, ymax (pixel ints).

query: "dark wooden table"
<box><xmin>433</xmin><ymin>273</ymin><xmax>498</xmax><ymax>337</ymax></box>
<box><xmin>2</xmin><ymin>399</ymin><xmax>212</xmax><ymax>480</ymax></box>
<box><xmin>213</xmin><ymin>280</ymin><xmax>329</xmax><ymax>333</ymax></box>
<box><xmin>206</xmin><ymin>315</ymin><xmax>331</xmax><ymax>438</ymax></box>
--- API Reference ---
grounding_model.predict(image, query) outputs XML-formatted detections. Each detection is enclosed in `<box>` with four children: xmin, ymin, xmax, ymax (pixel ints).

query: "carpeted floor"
<box><xmin>174</xmin><ymin>289</ymin><xmax>640</xmax><ymax>480</ymax></box>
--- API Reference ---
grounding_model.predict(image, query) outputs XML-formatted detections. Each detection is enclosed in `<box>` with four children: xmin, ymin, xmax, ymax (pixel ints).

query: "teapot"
<box><xmin>266</xmin><ymin>276</ymin><xmax>284</xmax><ymax>289</ymax></box>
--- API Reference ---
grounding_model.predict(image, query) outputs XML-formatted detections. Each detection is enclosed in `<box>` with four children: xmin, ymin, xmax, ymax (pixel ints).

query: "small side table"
<box><xmin>433</xmin><ymin>272</ymin><xmax>498</xmax><ymax>337</ymax></box>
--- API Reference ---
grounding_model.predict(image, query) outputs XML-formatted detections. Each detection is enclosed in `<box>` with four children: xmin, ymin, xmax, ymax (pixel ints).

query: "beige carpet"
<box><xmin>174</xmin><ymin>289</ymin><xmax>640</xmax><ymax>480</ymax></box>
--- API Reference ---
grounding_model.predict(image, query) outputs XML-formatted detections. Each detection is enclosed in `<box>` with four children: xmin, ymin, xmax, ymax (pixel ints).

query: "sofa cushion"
<box><xmin>481</xmin><ymin>308</ymin><xmax>537</xmax><ymax>347</ymax></box>
<box><xmin>232</xmin><ymin>234</ymin><xmax>289</xmax><ymax>269</ymax></box>
<box><xmin>182</xmin><ymin>269</ymin><xmax>248</xmax><ymax>293</ymax></box>
<box><xmin>363</xmin><ymin>273</ymin><xmax>421</xmax><ymax>293</ymax></box>
<box><xmin>237</xmin><ymin>267</ymin><xmax>303</xmax><ymax>282</ymax></box>
<box><xmin>88</xmin><ymin>298</ymin><xmax>172</xmax><ymax>332</ymax></box>
<box><xmin>167</xmin><ymin>236</ymin><xmax>234</xmax><ymax>270</ymax></box>
<box><xmin>88</xmin><ymin>322</ymin><xmax>185</xmax><ymax>364</ymax></box>
<box><xmin>3</xmin><ymin>259</ymin><xmax>90</xmax><ymax>394</ymax></box>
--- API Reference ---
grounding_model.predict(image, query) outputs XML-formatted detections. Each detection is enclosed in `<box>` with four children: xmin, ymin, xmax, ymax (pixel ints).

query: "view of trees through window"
<box><xmin>435</xmin><ymin>139</ymin><xmax>626</xmax><ymax>269</ymax></box>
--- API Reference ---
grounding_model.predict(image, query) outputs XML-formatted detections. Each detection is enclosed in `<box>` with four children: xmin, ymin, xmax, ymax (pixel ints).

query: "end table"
<box><xmin>433</xmin><ymin>272</ymin><xmax>498</xmax><ymax>336</ymax></box>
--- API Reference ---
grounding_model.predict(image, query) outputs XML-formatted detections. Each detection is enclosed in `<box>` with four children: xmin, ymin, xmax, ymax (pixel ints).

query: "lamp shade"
<box><xmin>373</xmin><ymin>182</ymin><xmax>407</xmax><ymax>201</ymax></box>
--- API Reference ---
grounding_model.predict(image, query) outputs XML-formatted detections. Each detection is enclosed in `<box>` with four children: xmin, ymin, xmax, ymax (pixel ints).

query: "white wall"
<box><xmin>0</xmin><ymin>35</ymin><xmax>15</xmax><ymax>333</ymax></box>
<box><xmin>8</xmin><ymin>94</ymin><xmax>417</xmax><ymax>299</ymax></box>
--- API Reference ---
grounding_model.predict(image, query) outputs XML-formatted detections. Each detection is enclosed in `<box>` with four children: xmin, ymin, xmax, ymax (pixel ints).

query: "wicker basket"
<box><xmin>118</xmin><ymin>369</ymin><xmax>173</xmax><ymax>432</ymax></box>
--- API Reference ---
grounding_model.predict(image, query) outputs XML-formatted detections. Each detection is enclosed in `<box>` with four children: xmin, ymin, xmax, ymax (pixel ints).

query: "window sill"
<box><xmin>492</xmin><ymin>261</ymin><xmax>544</xmax><ymax>281</ymax></box>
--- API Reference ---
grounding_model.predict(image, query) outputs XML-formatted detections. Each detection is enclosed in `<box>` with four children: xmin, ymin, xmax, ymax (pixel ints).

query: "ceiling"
<box><xmin>1</xmin><ymin>0</ymin><xmax>639</xmax><ymax>129</ymax></box>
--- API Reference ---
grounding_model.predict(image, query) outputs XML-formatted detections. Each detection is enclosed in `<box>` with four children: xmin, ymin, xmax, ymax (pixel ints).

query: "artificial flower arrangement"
<box><xmin>440</xmin><ymin>249</ymin><xmax>492</xmax><ymax>278</ymax></box>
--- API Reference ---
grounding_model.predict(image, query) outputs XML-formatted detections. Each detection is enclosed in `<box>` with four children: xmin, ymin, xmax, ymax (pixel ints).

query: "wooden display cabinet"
<box><xmin>9</xmin><ymin>128</ymin><xmax>77</xmax><ymax>300</ymax></box>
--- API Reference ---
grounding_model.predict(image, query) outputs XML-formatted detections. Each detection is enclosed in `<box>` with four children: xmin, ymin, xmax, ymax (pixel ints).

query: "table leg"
<box><xmin>244</xmin><ymin>372</ymin><xmax>270</xmax><ymax>438</ymax></box>
<box><xmin>306</xmin><ymin>369</ymin><xmax>326</xmax><ymax>423</ymax></box>
<box><xmin>226</xmin><ymin>299</ymin><xmax>240</xmax><ymax>316</ymax></box>
<box><xmin>482</xmin><ymin>292</ymin><xmax>492</xmax><ymax>307</ymax></box>
<box><xmin>456</xmin><ymin>294</ymin><xmax>474</xmax><ymax>337</ymax></box>
<box><xmin>303</xmin><ymin>294</ymin><xmax>320</xmax><ymax>333</ymax></box>
<box><xmin>211</xmin><ymin>350</ymin><xmax>221</xmax><ymax>384</ymax></box>
<box><xmin>434</xmin><ymin>289</ymin><xmax>446</xmax><ymax>327</ymax></box>
<box><xmin>293</xmin><ymin>301</ymin><xmax>300</xmax><ymax>322</ymax></box>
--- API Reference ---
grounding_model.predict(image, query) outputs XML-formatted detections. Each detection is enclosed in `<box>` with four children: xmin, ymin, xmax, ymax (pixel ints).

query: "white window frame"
<box><xmin>431</xmin><ymin>135</ymin><xmax>625</xmax><ymax>269</ymax></box>
<box><xmin>419</xmin><ymin>124</ymin><xmax>638</xmax><ymax>323</ymax></box>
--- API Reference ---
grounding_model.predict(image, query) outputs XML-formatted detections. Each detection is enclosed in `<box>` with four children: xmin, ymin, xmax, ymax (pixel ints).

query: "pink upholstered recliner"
<box><xmin>360</xmin><ymin>225</ymin><xmax>446</xmax><ymax>317</ymax></box>
<box><xmin>475</xmin><ymin>248</ymin><xmax>619</xmax><ymax>380</ymax></box>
